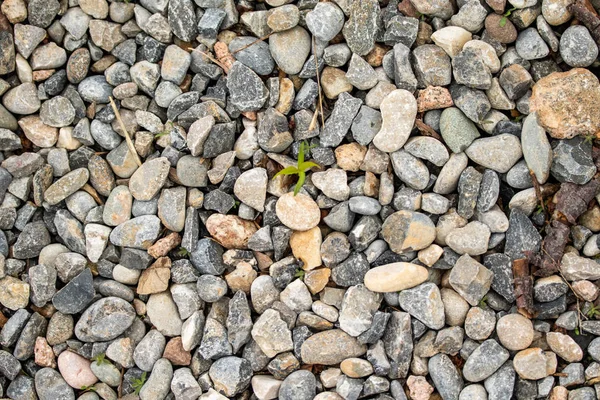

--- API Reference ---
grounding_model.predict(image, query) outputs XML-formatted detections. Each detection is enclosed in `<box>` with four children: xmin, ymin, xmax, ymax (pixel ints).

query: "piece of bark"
<box><xmin>569</xmin><ymin>0</ymin><xmax>600</xmax><ymax>44</ymax></box>
<box><xmin>513</xmin><ymin>258</ymin><xmax>534</xmax><ymax>318</ymax></box>
<box><xmin>533</xmin><ymin>220</ymin><xmax>570</xmax><ymax>277</ymax></box>
<box><xmin>554</xmin><ymin>178</ymin><xmax>599</xmax><ymax>224</ymax></box>
<box><xmin>414</xmin><ymin>119</ymin><xmax>443</xmax><ymax>141</ymax></box>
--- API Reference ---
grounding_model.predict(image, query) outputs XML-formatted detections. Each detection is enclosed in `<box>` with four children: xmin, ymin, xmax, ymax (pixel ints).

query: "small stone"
<box><xmin>227</xmin><ymin>61</ymin><xmax>269</xmax><ymax>112</ymax></box>
<box><xmin>446</xmin><ymin>221</ymin><xmax>491</xmax><ymax>256</ymax></box>
<box><xmin>209</xmin><ymin>357</ymin><xmax>252</xmax><ymax>397</ymax></box>
<box><xmin>400</xmin><ymin>282</ymin><xmax>445</xmax><ymax>329</ymax></box>
<box><xmin>57</xmin><ymin>350</ymin><xmax>98</xmax><ymax>389</ymax></box>
<box><xmin>382</xmin><ymin>210</ymin><xmax>436</xmax><ymax>254</ymax></box>
<box><xmin>372</xmin><ymin>89</ymin><xmax>417</xmax><ymax>153</ymax></box>
<box><xmin>449</xmin><ymin>254</ymin><xmax>493</xmax><ymax>306</ymax></box>
<box><xmin>546</xmin><ymin>332</ymin><xmax>583</xmax><ymax>362</ymax></box>
<box><xmin>513</xmin><ymin>348</ymin><xmax>554</xmax><ymax>380</ymax></box>
<box><xmin>301</xmin><ymin>329</ymin><xmax>367</xmax><ymax>365</ymax></box>
<box><xmin>252</xmin><ymin>309</ymin><xmax>293</xmax><ymax>358</ymax></box>
<box><xmin>463</xmin><ymin>339</ymin><xmax>510</xmax><ymax>382</ymax></box>
<box><xmin>465</xmin><ymin>134</ymin><xmax>523</xmax><ymax>173</ymax></box>
<box><xmin>269</xmin><ymin>26</ymin><xmax>310</xmax><ymax>75</ymax></box>
<box><xmin>276</xmin><ymin>192</ymin><xmax>321</xmax><ymax>231</ymax></box>
<box><xmin>342</xmin><ymin>0</ymin><xmax>380</xmax><ymax>55</ymax></box>
<box><xmin>431</xmin><ymin>26</ymin><xmax>472</xmax><ymax>57</ymax></box>
<box><xmin>428</xmin><ymin>354</ymin><xmax>464</xmax><ymax>400</ymax></box>
<box><xmin>129</xmin><ymin>157</ymin><xmax>170</xmax><ymax>201</ymax></box>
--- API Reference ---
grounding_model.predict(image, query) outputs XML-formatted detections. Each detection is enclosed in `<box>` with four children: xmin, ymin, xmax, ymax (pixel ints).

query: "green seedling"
<box><xmin>587</xmin><ymin>304</ymin><xmax>600</xmax><ymax>318</ymax></box>
<box><xmin>272</xmin><ymin>141</ymin><xmax>319</xmax><ymax>196</ymax></box>
<box><xmin>81</xmin><ymin>385</ymin><xmax>96</xmax><ymax>393</ymax></box>
<box><xmin>175</xmin><ymin>247</ymin><xmax>190</xmax><ymax>258</ymax></box>
<box><xmin>132</xmin><ymin>371</ymin><xmax>147</xmax><ymax>396</ymax></box>
<box><xmin>92</xmin><ymin>353</ymin><xmax>108</xmax><ymax>365</ymax></box>
<box><xmin>499</xmin><ymin>7</ymin><xmax>517</xmax><ymax>27</ymax></box>
<box><xmin>294</xmin><ymin>268</ymin><xmax>305</xmax><ymax>281</ymax></box>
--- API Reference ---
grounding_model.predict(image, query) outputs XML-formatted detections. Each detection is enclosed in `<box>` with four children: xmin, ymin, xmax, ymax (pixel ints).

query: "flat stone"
<box><xmin>465</xmin><ymin>134</ymin><xmax>523</xmax><ymax>173</ymax></box>
<box><xmin>301</xmin><ymin>329</ymin><xmax>367</xmax><ymax>365</ymax></box>
<box><xmin>449</xmin><ymin>254</ymin><xmax>494</xmax><ymax>306</ymax></box>
<box><xmin>44</xmin><ymin>168</ymin><xmax>89</xmax><ymax>205</ymax></box>
<box><xmin>399</xmin><ymin>282</ymin><xmax>445</xmax><ymax>329</ymax></box>
<box><xmin>129</xmin><ymin>157</ymin><xmax>170</xmax><ymax>201</ymax></box>
<box><xmin>75</xmin><ymin>297</ymin><xmax>136</xmax><ymax>342</ymax></box>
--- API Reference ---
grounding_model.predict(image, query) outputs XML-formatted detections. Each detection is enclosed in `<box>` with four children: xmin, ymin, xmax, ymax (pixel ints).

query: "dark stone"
<box><xmin>190</xmin><ymin>238</ymin><xmax>226</xmax><ymax>275</ymax></box>
<box><xmin>504</xmin><ymin>208</ymin><xmax>542</xmax><ymax>260</ymax></box>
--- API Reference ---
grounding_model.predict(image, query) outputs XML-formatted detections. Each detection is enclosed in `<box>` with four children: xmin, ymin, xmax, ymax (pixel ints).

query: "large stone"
<box><xmin>449</xmin><ymin>254</ymin><xmax>493</xmax><ymax>306</ymax></box>
<box><xmin>530</xmin><ymin>68</ymin><xmax>600</xmax><ymax>139</ymax></box>
<box><xmin>74</xmin><ymin>297</ymin><xmax>136</xmax><ymax>342</ymax></box>
<box><xmin>521</xmin><ymin>112</ymin><xmax>552</xmax><ymax>184</ymax></box>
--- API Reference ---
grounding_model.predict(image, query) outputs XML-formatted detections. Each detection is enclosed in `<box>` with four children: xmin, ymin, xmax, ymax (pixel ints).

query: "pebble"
<box><xmin>372</xmin><ymin>89</ymin><xmax>417</xmax><ymax>153</ymax></box>
<box><xmin>513</xmin><ymin>348</ymin><xmax>554</xmax><ymax>380</ymax></box>
<box><xmin>301</xmin><ymin>330</ymin><xmax>367</xmax><ymax>365</ymax></box>
<box><xmin>306</xmin><ymin>2</ymin><xmax>345</xmax><ymax>42</ymax></box>
<box><xmin>465</xmin><ymin>134</ymin><xmax>523</xmax><ymax>173</ymax></box>
<box><xmin>57</xmin><ymin>351</ymin><xmax>98</xmax><ymax>389</ymax></box>
<box><xmin>449</xmin><ymin>254</ymin><xmax>494</xmax><ymax>306</ymax></box>
<box><xmin>381</xmin><ymin>210</ymin><xmax>436</xmax><ymax>253</ymax></box>
<box><xmin>269</xmin><ymin>26</ymin><xmax>311</xmax><ymax>75</ymax></box>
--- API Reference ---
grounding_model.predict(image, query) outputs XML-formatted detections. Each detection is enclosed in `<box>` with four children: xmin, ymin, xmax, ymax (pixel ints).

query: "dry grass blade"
<box><xmin>312</xmin><ymin>36</ymin><xmax>325</xmax><ymax>128</ymax></box>
<box><xmin>109</xmin><ymin>97</ymin><xmax>142</xmax><ymax>167</ymax></box>
<box><xmin>195</xmin><ymin>49</ymin><xmax>230</xmax><ymax>72</ymax></box>
<box><xmin>230</xmin><ymin>33</ymin><xmax>274</xmax><ymax>55</ymax></box>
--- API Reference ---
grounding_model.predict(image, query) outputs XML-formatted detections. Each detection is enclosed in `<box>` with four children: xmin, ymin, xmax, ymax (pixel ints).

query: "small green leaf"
<box><xmin>298</xmin><ymin>141</ymin><xmax>307</xmax><ymax>165</ymax></box>
<box><xmin>298</xmin><ymin>161</ymin><xmax>320</xmax><ymax>172</ymax></box>
<box><xmin>273</xmin><ymin>166</ymin><xmax>300</xmax><ymax>179</ymax></box>
<box><xmin>132</xmin><ymin>371</ymin><xmax>147</xmax><ymax>396</ymax></box>
<box><xmin>294</xmin><ymin>171</ymin><xmax>306</xmax><ymax>196</ymax></box>
<box><xmin>92</xmin><ymin>353</ymin><xmax>107</xmax><ymax>365</ymax></box>
<box><xmin>294</xmin><ymin>268</ymin><xmax>305</xmax><ymax>280</ymax></box>
<box><xmin>499</xmin><ymin>16</ymin><xmax>507</xmax><ymax>27</ymax></box>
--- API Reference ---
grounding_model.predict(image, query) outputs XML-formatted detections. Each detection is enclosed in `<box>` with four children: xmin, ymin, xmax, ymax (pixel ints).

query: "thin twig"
<box><xmin>312</xmin><ymin>36</ymin><xmax>325</xmax><ymax>128</ymax></box>
<box><xmin>529</xmin><ymin>169</ymin><xmax>545</xmax><ymax>213</ymax></box>
<box><xmin>194</xmin><ymin>49</ymin><xmax>229</xmax><ymax>72</ymax></box>
<box><xmin>109</xmin><ymin>97</ymin><xmax>142</xmax><ymax>167</ymax></box>
<box><xmin>230</xmin><ymin>33</ymin><xmax>274</xmax><ymax>55</ymax></box>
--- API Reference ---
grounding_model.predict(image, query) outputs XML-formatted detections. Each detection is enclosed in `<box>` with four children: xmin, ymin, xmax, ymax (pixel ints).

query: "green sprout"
<box><xmin>478</xmin><ymin>295</ymin><xmax>488</xmax><ymax>308</ymax></box>
<box><xmin>175</xmin><ymin>247</ymin><xmax>190</xmax><ymax>258</ymax></box>
<box><xmin>272</xmin><ymin>141</ymin><xmax>319</xmax><ymax>196</ymax></box>
<box><xmin>587</xmin><ymin>304</ymin><xmax>600</xmax><ymax>318</ymax></box>
<box><xmin>583</xmin><ymin>133</ymin><xmax>596</xmax><ymax>145</ymax></box>
<box><xmin>499</xmin><ymin>7</ymin><xmax>517</xmax><ymax>27</ymax></box>
<box><xmin>132</xmin><ymin>371</ymin><xmax>147</xmax><ymax>395</ymax></box>
<box><xmin>92</xmin><ymin>353</ymin><xmax>107</xmax><ymax>365</ymax></box>
<box><xmin>80</xmin><ymin>385</ymin><xmax>96</xmax><ymax>393</ymax></box>
<box><xmin>294</xmin><ymin>267</ymin><xmax>305</xmax><ymax>281</ymax></box>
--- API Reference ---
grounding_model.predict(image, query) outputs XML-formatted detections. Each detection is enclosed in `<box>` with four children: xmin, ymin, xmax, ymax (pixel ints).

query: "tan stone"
<box><xmin>365</xmin><ymin>44</ymin><xmax>388</xmax><ymax>67</ymax></box>
<box><xmin>549</xmin><ymin>386</ymin><xmax>568</xmax><ymax>400</ymax></box>
<box><xmin>276</xmin><ymin>192</ymin><xmax>321</xmax><ymax>231</ymax></box>
<box><xmin>1</xmin><ymin>0</ymin><xmax>27</xmax><ymax>23</ymax></box>
<box><xmin>580</xmin><ymin>205</ymin><xmax>600</xmax><ymax>232</ymax></box>
<box><xmin>290</xmin><ymin>226</ymin><xmax>322</xmax><ymax>270</ymax></box>
<box><xmin>0</xmin><ymin>276</ymin><xmax>30</xmax><ymax>310</ymax></box>
<box><xmin>513</xmin><ymin>348</ymin><xmax>553</xmax><ymax>380</ymax></box>
<box><xmin>275</xmin><ymin>77</ymin><xmax>295</xmax><ymax>115</ymax></box>
<box><xmin>321</xmin><ymin>67</ymin><xmax>353</xmax><ymax>99</ymax></box>
<box><xmin>546</xmin><ymin>332</ymin><xmax>583</xmax><ymax>362</ymax></box>
<box><xmin>335</xmin><ymin>143</ymin><xmax>367</xmax><ymax>172</ymax></box>
<box><xmin>137</xmin><ymin>257</ymin><xmax>171</xmax><ymax>295</ymax></box>
<box><xmin>363</xmin><ymin>172</ymin><xmax>379</xmax><ymax>197</ymax></box>
<box><xmin>34</xmin><ymin>337</ymin><xmax>56</xmax><ymax>368</ymax></box>
<box><xmin>163</xmin><ymin>337</ymin><xmax>191</xmax><ymax>366</ymax></box>
<box><xmin>418</xmin><ymin>244</ymin><xmax>444</xmax><ymax>267</ymax></box>
<box><xmin>206</xmin><ymin>214</ymin><xmax>258</xmax><ymax>249</ymax></box>
<box><xmin>530</xmin><ymin>68</ymin><xmax>600</xmax><ymax>139</ymax></box>
<box><xmin>225</xmin><ymin>261</ymin><xmax>257</xmax><ymax>293</ymax></box>
<box><xmin>147</xmin><ymin>232</ymin><xmax>182</xmax><ymax>259</ymax></box>
<box><xmin>304</xmin><ymin>268</ymin><xmax>331</xmax><ymax>294</ymax></box>
<box><xmin>572</xmin><ymin>280</ymin><xmax>599</xmax><ymax>301</ymax></box>
<box><xmin>417</xmin><ymin>86</ymin><xmax>453</xmax><ymax>112</ymax></box>
<box><xmin>407</xmin><ymin>375</ymin><xmax>434</xmax><ymax>400</ymax></box>
<box><xmin>364</xmin><ymin>262</ymin><xmax>429</xmax><ymax>292</ymax></box>
<box><xmin>496</xmin><ymin>313</ymin><xmax>534</xmax><ymax>351</ymax></box>
<box><xmin>340</xmin><ymin>358</ymin><xmax>374</xmax><ymax>378</ymax></box>
<box><xmin>300</xmin><ymin>330</ymin><xmax>367</xmax><ymax>365</ymax></box>
<box><xmin>18</xmin><ymin>115</ymin><xmax>58</xmax><ymax>148</ymax></box>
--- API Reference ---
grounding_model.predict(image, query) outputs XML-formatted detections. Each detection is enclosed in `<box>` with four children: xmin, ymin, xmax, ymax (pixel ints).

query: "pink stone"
<box><xmin>57</xmin><ymin>350</ymin><xmax>98</xmax><ymax>389</ymax></box>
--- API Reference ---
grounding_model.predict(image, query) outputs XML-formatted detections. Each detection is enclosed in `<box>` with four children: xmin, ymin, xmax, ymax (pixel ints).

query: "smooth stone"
<box><xmin>276</xmin><ymin>192</ymin><xmax>321</xmax><ymax>231</ymax></box>
<box><xmin>364</xmin><ymin>262</ymin><xmax>429</xmax><ymax>292</ymax></box>
<box><xmin>301</xmin><ymin>330</ymin><xmax>367</xmax><ymax>365</ymax></box>
<box><xmin>57</xmin><ymin>351</ymin><xmax>97</xmax><ymax>389</ymax></box>
<box><xmin>465</xmin><ymin>134</ymin><xmax>523</xmax><ymax>173</ymax></box>
<box><xmin>381</xmin><ymin>210</ymin><xmax>436</xmax><ymax>253</ymax></box>
<box><xmin>372</xmin><ymin>89</ymin><xmax>417</xmax><ymax>153</ymax></box>
<box><xmin>269</xmin><ymin>26</ymin><xmax>311</xmax><ymax>75</ymax></box>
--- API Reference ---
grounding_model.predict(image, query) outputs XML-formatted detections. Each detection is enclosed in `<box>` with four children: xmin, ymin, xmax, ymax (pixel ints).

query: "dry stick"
<box><xmin>109</xmin><ymin>97</ymin><xmax>142</xmax><ymax>167</ymax></box>
<box><xmin>194</xmin><ymin>49</ymin><xmax>229</xmax><ymax>72</ymax></box>
<box><xmin>529</xmin><ymin>169</ymin><xmax>545</xmax><ymax>213</ymax></box>
<box><xmin>312</xmin><ymin>36</ymin><xmax>325</xmax><ymax>128</ymax></box>
<box><xmin>230</xmin><ymin>33</ymin><xmax>274</xmax><ymax>55</ymax></box>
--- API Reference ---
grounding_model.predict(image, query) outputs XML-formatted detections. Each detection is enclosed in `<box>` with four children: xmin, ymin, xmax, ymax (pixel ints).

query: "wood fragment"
<box><xmin>414</xmin><ymin>119</ymin><xmax>443</xmax><ymax>141</ymax></box>
<box><xmin>109</xmin><ymin>97</ymin><xmax>142</xmax><ymax>167</ymax></box>
<box><xmin>513</xmin><ymin>258</ymin><xmax>534</xmax><ymax>318</ymax></box>
<box><xmin>569</xmin><ymin>0</ymin><xmax>600</xmax><ymax>44</ymax></box>
<box><xmin>81</xmin><ymin>184</ymin><xmax>104</xmax><ymax>205</ymax></box>
<box><xmin>529</xmin><ymin>169</ymin><xmax>544</xmax><ymax>213</ymax></box>
<box><xmin>195</xmin><ymin>49</ymin><xmax>230</xmax><ymax>73</ymax></box>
